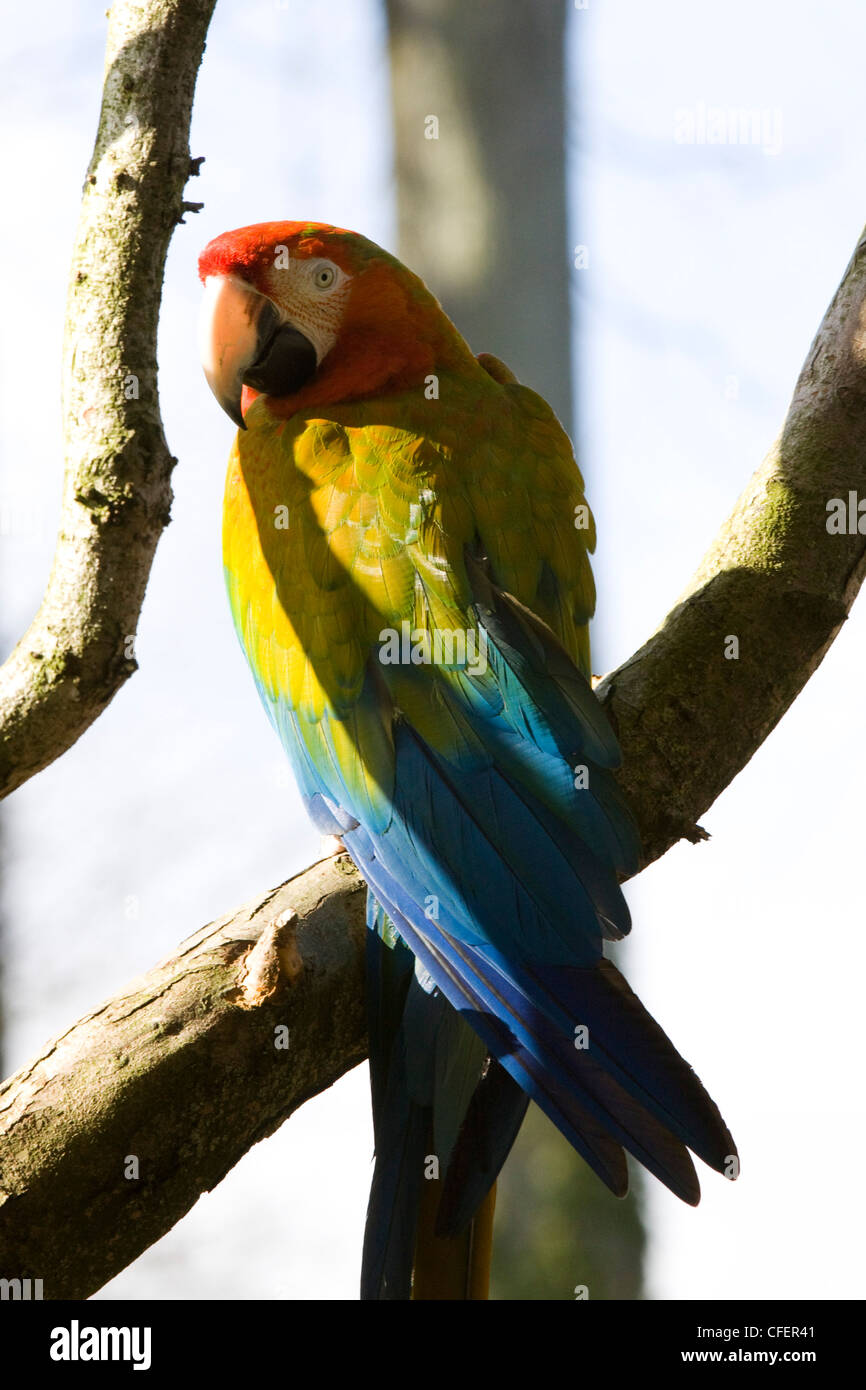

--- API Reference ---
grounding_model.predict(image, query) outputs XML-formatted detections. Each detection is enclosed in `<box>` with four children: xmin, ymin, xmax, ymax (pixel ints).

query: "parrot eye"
<box><xmin>312</xmin><ymin>262</ymin><xmax>337</xmax><ymax>290</ymax></box>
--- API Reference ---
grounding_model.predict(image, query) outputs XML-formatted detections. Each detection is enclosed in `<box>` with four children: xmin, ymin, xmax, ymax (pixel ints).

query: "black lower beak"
<box><xmin>242</xmin><ymin>319</ymin><xmax>318</xmax><ymax>406</ymax></box>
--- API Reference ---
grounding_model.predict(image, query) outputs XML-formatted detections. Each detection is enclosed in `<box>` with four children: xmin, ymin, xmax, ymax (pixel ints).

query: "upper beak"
<box><xmin>198</xmin><ymin>274</ymin><xmax>318</xmax><ymax>429</ymax></box>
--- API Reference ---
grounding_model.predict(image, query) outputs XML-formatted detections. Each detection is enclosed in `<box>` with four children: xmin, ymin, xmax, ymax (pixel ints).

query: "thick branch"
<box><xmin>0</xmin><ymin>0</ymin><xmax>216</xmax><ymax>799</ymax></box>
<box><xmin>598</xmin><ymin>226</ymin><xmax>866</xmax><ymax>864</ymax></box>
<box><xmin>0</xmin><ymin>855</ymin><xmax>367</xmax><ymax>1300</ymax></box>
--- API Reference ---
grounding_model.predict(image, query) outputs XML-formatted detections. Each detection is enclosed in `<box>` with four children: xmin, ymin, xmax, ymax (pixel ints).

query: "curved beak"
<box><xmin>198</xmin><ymin>274</ymin><xmax>317</xmax><ymax>428</ymax></box>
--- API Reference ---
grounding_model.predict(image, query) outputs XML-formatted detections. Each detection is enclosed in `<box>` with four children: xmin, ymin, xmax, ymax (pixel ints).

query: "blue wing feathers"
<box><xmin>258</xmin><ymin>555</ymin><xmax>735</xmax><ymax>1297</ymax></box>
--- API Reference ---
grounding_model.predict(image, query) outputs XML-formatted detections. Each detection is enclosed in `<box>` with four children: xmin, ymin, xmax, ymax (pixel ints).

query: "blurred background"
<box><xmin>1</xmin><ymin>0</ymin><xmax>864</xmax><ymax>1299</ymax></box>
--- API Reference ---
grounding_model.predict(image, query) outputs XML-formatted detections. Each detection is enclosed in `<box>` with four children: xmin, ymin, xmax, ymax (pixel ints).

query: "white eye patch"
<box><xmin>263</xmin><ymin>255</ymin><xmax>352</xmax><ymax>365</ymax></box>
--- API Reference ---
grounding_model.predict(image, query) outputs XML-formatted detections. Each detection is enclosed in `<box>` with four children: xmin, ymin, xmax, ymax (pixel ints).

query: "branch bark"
<box><xmin>0</xmin><ymin>855</ymin><xmax>367</xmax><ymax>1300</ymax></box>
<box><xmin>0</xmin><ymin>0</ymin><xmax>216</xmax><ymax>799</ymax></box>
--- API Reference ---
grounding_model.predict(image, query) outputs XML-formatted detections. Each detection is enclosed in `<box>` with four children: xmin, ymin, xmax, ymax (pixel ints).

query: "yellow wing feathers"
<box><xmin>222</xmin><ymin>367</ymin><xmax>596</xmax><ymax>723</ymax></box>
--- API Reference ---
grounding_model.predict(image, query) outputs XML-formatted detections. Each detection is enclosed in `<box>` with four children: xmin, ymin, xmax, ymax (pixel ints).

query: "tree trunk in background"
<box><xmin>385</xmin><ymin>0</ymin><xmax>645</xmax><ymax>1300</ymax></box>
<box><xmin>387</xmin><ymin>0</ymin><xmax>573</xmax><ymax>428</ymax></box>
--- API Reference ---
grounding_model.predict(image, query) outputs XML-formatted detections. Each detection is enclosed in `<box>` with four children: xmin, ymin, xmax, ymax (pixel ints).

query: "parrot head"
<box><xmin>198</xmin><ymin>221</ymin><xmax>472</xmax><ymax>427</ymax></box>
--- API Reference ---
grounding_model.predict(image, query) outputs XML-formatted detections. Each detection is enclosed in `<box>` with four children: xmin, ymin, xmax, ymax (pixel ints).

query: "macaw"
<box><xmin>199</xmin><ymin>221</ymin><xmax>737</xmax><ymax>1301</ymax></box>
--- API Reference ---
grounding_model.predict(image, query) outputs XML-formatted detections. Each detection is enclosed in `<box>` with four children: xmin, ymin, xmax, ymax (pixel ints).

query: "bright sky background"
<box><xmin>1</xmin><ymin>0</ymin><xmax>864</xmax><ymax>1300</ymax></box>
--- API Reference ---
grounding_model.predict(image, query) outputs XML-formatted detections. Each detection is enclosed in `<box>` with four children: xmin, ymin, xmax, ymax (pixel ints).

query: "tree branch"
<box><xmin>598</xmin><ymin>226</ymin><xmax>866</xmax><ymax>865</ymax></box>
<box><xmin>0</xmin><ymin>0</ymin><xmax>216</xmax><ymax>799</ymax></box>
<box><xmin>0</xmin><ymin>855</ymin><xmax>367</xmax><ymax>1300</ymax></box>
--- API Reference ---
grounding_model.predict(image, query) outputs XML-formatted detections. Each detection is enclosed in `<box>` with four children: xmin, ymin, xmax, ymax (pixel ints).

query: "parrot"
<box><xmin>198</xmin><ymin>220</ymin><xmax>737</xmax><ymax>1301</ymax></box>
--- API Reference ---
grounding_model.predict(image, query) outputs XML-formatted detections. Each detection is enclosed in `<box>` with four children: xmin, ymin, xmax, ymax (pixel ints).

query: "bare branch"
<box><xmin>0</xmin><ymin>856</ymin><xmax>367</xmax><ymax>1300</ymax></box>
<box><xmin>0</xmin><ymin>0</ymin><xmax>216</xmax><ymax>799</ymax></box>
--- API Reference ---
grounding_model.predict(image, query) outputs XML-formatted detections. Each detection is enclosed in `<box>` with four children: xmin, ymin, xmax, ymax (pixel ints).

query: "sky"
<box><xmin>1</xmin><ymin>0</ymin><xmax>864</xmax><ymax>1300</ymax></box>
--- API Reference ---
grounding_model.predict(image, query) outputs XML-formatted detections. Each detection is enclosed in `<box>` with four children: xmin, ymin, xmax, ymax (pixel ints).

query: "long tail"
<box><xmin>356</xmin><ymin>844</ymin><xmax>737</xmax><ymax>1297</ymax></box>
<box><xmin>411</xmin><ymin>1179</ymin><xmax>497</xmax><ymax>1300</ymax></box>
<box><xmin>361</xmin><ymin>921</ymin><xmax>527</xmax><ymax>1300</ymax></box>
